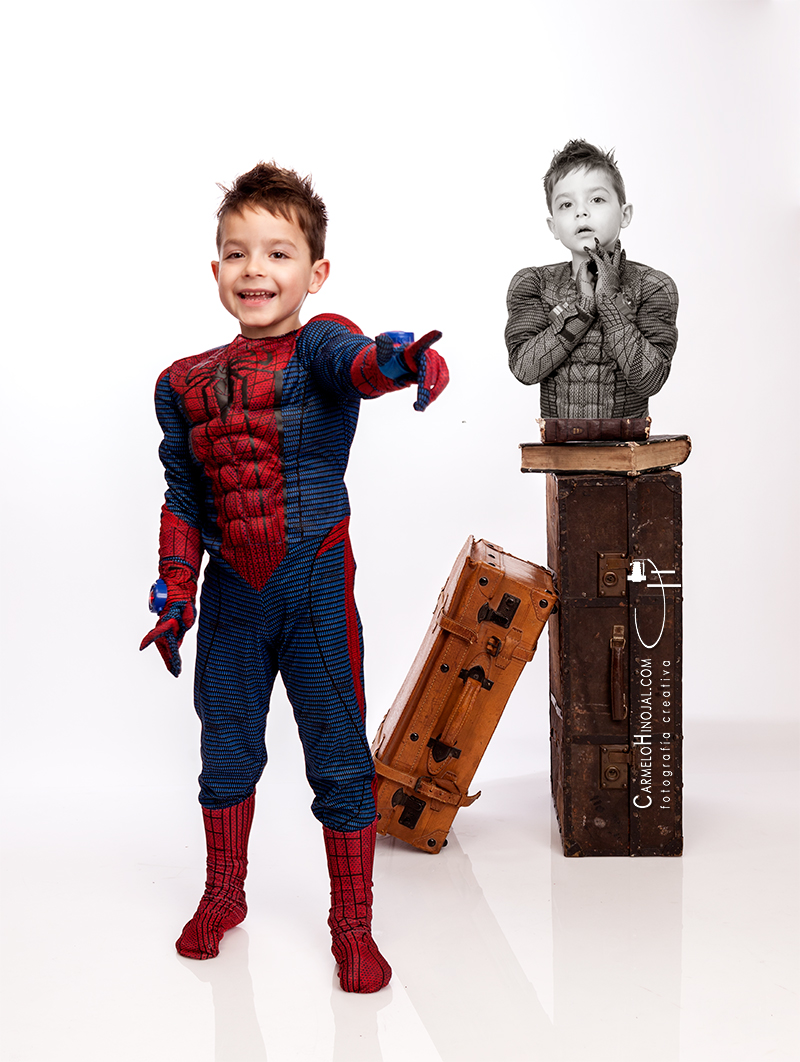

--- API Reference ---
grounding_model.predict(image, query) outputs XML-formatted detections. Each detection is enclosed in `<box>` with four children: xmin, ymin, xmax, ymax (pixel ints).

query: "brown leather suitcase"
<box><xmin>372</xmin><ymin>537</ymin><xmax>557</xmax><ymax>853</ymax></box>
<box><xmin>545</xmin><ymin>471</ymin><xmax>684</xmax><ymax>856</ymax></box>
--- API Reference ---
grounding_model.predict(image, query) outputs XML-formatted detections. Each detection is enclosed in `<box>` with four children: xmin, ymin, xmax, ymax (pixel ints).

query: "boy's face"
<box><xmin>212</xmin><ymin>206</ymin><xmax>329</xmax><ymax>338</ymax></box>
<box><xmin>547</xmin><ymin>167</ymin><xmax>632</xmax><ymax>266</ymax></box>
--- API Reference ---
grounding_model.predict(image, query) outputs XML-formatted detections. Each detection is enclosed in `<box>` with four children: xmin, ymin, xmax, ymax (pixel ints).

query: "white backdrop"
<box><xmin>2</xmin><ymin>0</ymin><xmax>797</xmax><ymax>803</ymax></box>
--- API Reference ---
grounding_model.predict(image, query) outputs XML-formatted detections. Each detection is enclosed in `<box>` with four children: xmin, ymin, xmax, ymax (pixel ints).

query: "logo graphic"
<box><xmin>628</xmin><ymin>559</ymin><xmax>681</xmax><ymax>650</ymax></box>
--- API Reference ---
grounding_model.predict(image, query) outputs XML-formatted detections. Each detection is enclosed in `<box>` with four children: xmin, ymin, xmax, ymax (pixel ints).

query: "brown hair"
<box><xmin>543</xmin><ymin>140</ymin><xmax>626</xmax><ymax>214</ymax></box>
<box><xmin>216</xmin><ymin>161</ymin><xmax>328</xmax><ymax>261</ymax></box>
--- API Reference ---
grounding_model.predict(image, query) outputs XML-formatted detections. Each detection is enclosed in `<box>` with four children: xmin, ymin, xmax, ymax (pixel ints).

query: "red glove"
<box><xmin>400</xmin><ymin>330</ymin><xmax>448</xmax><ymax>411</ymax></box>
<box><xmin>140</xmin><ymin>510</ymin><xmax>201</xmax><ymax>677</ymax></box>
<box><xmin>375</xmin><ymin>330</ymin><xmax>448</xmax><ymax>410</ymax></box>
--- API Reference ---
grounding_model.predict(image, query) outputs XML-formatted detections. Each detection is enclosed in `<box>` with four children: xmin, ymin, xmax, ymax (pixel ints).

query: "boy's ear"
<box><xmin>620</xmin><ymin>203</ymin><xmax>634</xmax><ymax>230</ymax></box>
<box><xmin>308</xmin><ymin>258</ymin><xmax>330</xmax><ymax>294</ymax></box>
<box><xmin>546</xmin><ymin>216</ymin><xmax>558</xmax><ymax>240</ymax></box>
<box><xmin>211</xmin><ymin>260</ymin><xmax>220</xmax><ymax>282</ymax></box>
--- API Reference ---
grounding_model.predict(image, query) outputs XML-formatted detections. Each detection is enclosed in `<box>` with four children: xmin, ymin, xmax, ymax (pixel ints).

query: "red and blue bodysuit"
<box><xmin>147</xmin><ymin>314</ymin><xmax>441</xmax><ymax>831</ymax></box>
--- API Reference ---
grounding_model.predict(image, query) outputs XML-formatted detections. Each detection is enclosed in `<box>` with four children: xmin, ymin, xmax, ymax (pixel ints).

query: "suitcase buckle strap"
<box><xmin>373</xmin><ymin>752</ymin><xmax>481</xmax><ymax>809</ymax></box>
<box><xmin>372</xmin><ymin>753</ymin><xmax>417</xmax><ymax>790</ymax></box>
<box><xmin>416</xmin><ymin>779</ymin><xmax>481</xmax><ymax>808</ymax></box>
<box><xmin>438</xmin><ymin>611</ymin><xmax>477</xmax><ymax>643</ymax></box>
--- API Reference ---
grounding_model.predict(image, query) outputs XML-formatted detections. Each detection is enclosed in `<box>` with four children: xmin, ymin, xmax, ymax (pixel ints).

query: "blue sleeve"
<box><xmin>297</xmin><ymin>315</ymin><xmax>407</xmax><ymax>401</ymax></box>
<box><xmin>155</xmin><ymin>371</ymin><xmax>203</xmax><ymax>528</ymax></box>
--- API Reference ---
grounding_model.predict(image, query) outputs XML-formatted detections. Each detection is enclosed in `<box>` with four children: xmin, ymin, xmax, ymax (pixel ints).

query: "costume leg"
<box><xmin>278</xmin><ymin>520</ymin><xmax>376</xmax><ymax>832</ymax></box>
<box><xmin>194</xmin><ymin>563</ymin><xmax>277</xmax><ymax>809</ymax></box>
<box><xmin>178</xmin><ymin>564</ymin><xmax>272</xmax><ymax>958</ymax></box>
<box><xmin>176</xmin><ymin>793</ymin><xmax>255</xmax><ymax>959</ymax></box>
<box><xmin>279</xmin><ymin>520</ymin><xmax>390</xmax><ymax>991</ymax></box>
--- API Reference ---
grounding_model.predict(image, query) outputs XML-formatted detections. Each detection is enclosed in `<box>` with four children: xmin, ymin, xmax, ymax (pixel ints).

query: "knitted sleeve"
<box><xmin>505</xmin><ymin>266</ymin><xmax>590</xmax><ymax>385</ymax></box>
<box><xmin>596</xmin><ymin>267</ymin><xmax>679</xmax><ymax>399</ymax></box>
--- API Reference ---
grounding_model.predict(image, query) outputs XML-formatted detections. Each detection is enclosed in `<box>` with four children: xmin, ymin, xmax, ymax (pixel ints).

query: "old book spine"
<box><xmin>539</xmin><ymin>418</ymin><xmax>651</xmax><ymax>444</ymax></box>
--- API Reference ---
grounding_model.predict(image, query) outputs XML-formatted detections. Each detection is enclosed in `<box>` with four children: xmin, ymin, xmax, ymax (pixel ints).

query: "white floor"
<box><xmin>1</xmin><ymin>719</ymin><xmax>797</xmax><ymax>1062</ymax></box>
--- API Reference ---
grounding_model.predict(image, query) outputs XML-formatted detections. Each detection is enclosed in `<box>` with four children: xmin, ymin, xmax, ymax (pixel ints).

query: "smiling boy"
<box><xmin>505</xmin><ymin>140</ymin><xmax>678</xmax><ymax>419</ymax></box>
<box><xmin>212</xmin><ymin>207</ymin><xmax>329</xmax><ymax>337</ymax></box>
<box><xmin>140</xmin><ymin>162</ymin><xmax>447</xmax><ymax>992</ymax></box>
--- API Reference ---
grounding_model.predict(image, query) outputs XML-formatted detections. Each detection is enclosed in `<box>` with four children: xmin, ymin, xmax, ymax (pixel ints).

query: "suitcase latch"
<box><xmin>598</xmin><ymin>553</ymin><xmax>630</xmax><ymax>597</ymax></box>
<box><xmin>391</xmin><ymin>789</ymin><xmax>426</xmax><ymax>829</ymax></box>
<box><xmin>427</xmin><ymin>736</ymin><xmax>462</xmax><ymax>763</ymax></box>
<box><xmin>477</xmin><ymin>593</ymin><xmax>520</xmax><ymax>628</ymax></box>
<box><xmin>600</xmin><ymin>745</ymin><xmax>631</xmax><ymax>789</ymax></box>
<box><xmin>458</xmin><ymin>664</ymin><xmax>494</xmax><ymax>690</ymax></box>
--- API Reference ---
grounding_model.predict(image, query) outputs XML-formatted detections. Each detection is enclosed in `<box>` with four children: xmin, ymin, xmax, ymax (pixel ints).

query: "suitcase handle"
<box><xmin>610</xmin><ymin>625</ymin><xmax>628</xmax><ymax>721</ymax></box>
<box><xmin>427</xmin><ymin>666</ymin><xmax>488</xmax><ymax>776</ymax></box>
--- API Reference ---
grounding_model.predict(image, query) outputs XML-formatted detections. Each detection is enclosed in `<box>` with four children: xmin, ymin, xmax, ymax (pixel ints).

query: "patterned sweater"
<box><xmin>505</xmin><ymin>259</ymin><xmax>678</xmax><ymax>418</ymax></box>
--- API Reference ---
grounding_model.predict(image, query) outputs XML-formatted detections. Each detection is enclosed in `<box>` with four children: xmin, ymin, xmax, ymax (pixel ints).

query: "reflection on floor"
<box><xmin>1</xmin><ymin>721</ymin><xmax>797</xmax><ymax>1062</ymax></box>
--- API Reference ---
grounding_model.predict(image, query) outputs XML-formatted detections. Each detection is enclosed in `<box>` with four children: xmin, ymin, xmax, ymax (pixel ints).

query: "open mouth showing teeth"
<box><xmin>238</xmin><ymin>291</ymin><xmax>275</xmax><ymax>301</ymax></box>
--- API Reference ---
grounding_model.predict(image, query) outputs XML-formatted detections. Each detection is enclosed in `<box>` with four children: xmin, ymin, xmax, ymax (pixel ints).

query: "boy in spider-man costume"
<box><xmin>140</xmin><ymin>162</ymin><xmax>448</xmax><ymax>992</ymax></box>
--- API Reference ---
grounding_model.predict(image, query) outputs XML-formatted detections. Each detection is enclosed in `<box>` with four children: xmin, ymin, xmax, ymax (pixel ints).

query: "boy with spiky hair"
<box><xmin>505</xmin><ymin>140</ymin><xmax>678</xmax><ymax>419</ymax></box>
<box><xmin>140</xmin><ymin>161</ymin><xmax>448</xmax><ymax>992</ymax></box>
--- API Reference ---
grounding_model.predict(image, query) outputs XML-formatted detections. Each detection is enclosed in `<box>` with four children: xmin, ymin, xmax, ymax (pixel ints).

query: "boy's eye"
<box><xmin>226</xmin><ymin>251</ymin><xmax>244</xmax><ymax>259</ymax></box>
<box><xmin>591</xmin><ymin>196</ymin><xmax>606</xmax><ymax>203</ymax></box>
<box><xmin>270</xmin><ymin>251</ymin><xmax>287</xmax><ymax>260</ymax></box>
<box><xmin>558</xmin><ymin>201</ymin><xmax>571</xmax><ymax>210</ymax></box>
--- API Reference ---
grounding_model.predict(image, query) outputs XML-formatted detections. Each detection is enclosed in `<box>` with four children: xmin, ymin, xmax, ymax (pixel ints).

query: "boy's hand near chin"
<box><xmin>584</xmin><ymin>237</ymin><xmax>626</xmax><ymax>298</ymax></box>
<box><xmin>574</xmin><ymin>259</ymin><xmax>597</xmax><ymax>312</ymax></box>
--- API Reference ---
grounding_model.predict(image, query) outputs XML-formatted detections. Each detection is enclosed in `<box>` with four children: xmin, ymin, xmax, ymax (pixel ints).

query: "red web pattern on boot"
<box><xmin>176</xmin><ymin>794</ymin><xmax>255</xmax><ymax>960</ymax></box>
<box><xmin>323</xmin><ymin>821</ymin><xmax>392</xmax><ymax>993</ymax></box>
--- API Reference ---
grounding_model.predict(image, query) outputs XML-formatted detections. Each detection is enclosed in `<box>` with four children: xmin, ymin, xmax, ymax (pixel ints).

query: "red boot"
<box><xmin>176</xmin><ymin>794</ymin><xmax>255</xmax><ymax>960</ymax></box>
<box><xmin>323</xmin><ymin>820</ymin><xmax>392</xmax><ymax>993</ymax></box>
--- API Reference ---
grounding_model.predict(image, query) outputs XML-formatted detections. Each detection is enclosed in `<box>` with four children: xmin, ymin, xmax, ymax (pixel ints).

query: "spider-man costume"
<box><xmin>141</xmin><ymin>313</ymin><xmax>446</xmax><ymax>991</ymax></box>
